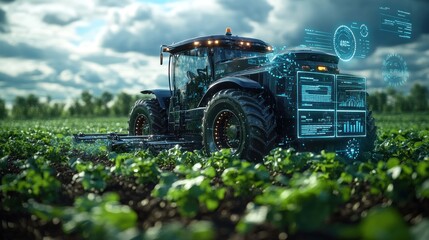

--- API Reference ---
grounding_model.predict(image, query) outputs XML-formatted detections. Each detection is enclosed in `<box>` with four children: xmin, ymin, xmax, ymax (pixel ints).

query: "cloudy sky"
<box><xmin>0</xmin><ymin>0</ymin><xmax>428</xmax><ymax>107</ymax></box>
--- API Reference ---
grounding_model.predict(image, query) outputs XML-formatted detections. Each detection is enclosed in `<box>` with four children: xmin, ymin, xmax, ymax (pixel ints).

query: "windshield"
<box><xmin>213</xmin><ymin>47</ymin><xmax>269</xmax><ymax>79</ymax></box>
<box><xmin>213</xmin><ymin>47</ymin><xmax>268</xmax><ymax>63</ymax></box>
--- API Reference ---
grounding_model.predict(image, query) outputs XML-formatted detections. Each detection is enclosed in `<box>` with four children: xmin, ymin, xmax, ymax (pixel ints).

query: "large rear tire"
<box><xmin>202</xmin><ymin>89</ymin><xmax>277</xmax><ymax>161</ymax></box>
<box><xmin>128</xmin><ymin>99</ymin><xmax>167</xmax><ymax>135</ymax></box>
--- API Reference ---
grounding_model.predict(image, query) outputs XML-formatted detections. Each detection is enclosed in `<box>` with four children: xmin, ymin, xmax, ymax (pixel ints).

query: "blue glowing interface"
<box><xmin>297</xmin><ymin>72</ymin><xmax>366</xmax><ymax>138</ymax></box>
<box><xmin>303</xmin><ymin>22</ymin><xmax>371</xmax><ymax>61</ymax></box>
<box><xmin>337</xmin><ymin>75</ymin><xmax>366</xmax><ymax>110</ymax></box>
<box><xmin>297</xmin><ymin>72</ymin><xmax>335</xmax><ymax>109</ymax></box>
<box><xmin>337</xmin><ymin>112</ymin><xmax>366</xmax><ymax>137</ymax></box>
<box><xmin>351</xmin><ymin>22</ymin><xmax>371</xmax><ymax>59</ymax></box>
<box><xmin>303</xmin><ymin>29</ymin><xmax>333</xmax><ymax>52</ymax></box>
<box><xmin>298</xmin><ymin>110</ymin><xmax>335</xmax><ymax>138</ymax></box>
<box><xmin>379</xmin><ymin>5</ymin><xmax>412</xmax><ymax>39</ymax></box>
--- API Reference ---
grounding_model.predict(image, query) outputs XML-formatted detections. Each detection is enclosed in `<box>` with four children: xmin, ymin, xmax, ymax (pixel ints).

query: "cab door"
<box><xmin>169</xmin><ymin>48</ymin><xmax>212</xmax><ymax>135</ymax></box>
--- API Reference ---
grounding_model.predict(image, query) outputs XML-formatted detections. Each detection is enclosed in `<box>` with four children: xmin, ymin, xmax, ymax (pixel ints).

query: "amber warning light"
<box><xmin>225</xmin><ymin>27</ymin><xmax>232</xmax><ymax>36</ymax></box>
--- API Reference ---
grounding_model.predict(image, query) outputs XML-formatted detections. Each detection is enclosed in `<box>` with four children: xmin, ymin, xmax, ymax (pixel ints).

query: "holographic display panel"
<box><xmin>379</xmin><ymin>4</ymin><xmax>412</xmax><ymax>39</ymax></box>
<box><xmin>382</xmin><ymin>53</ymin><xmax>409</xmax><ymax>87</ymax></box>
<box><xmin>297</xmin><ymin>72</ymin><xmax>367</xmax><ymax>139</ymax></box>
<box><xmin>333</xmin><ymin>25</ymin><xmax>356</xmax><ymax>62</ymax></box>
<box><xmin>297</xmin><ymin>72</ymin><xmax>335</xmax><ymax>110</ymax></box>
<box><xmin>337</xmin><ymin>75</ymin><xmax>366</xmax><ymax>110</ymax></box>
<box><xmin>303</xmin><ymin>29</ymin><xmax>333</xmax><ymax>52</ymax></box>
<box><xmin>351</xmin><ymin>22</ymin><xmax>371</xmax><ymax>59</ymax></box>
<box><xmin>298</xmin><ymin>110</ymin><xmax>335</xmax><ymax>138</ymax></box>
<box><xmin>303</xmin><ymin>22</ymin><xmax>371</xmax><ymax>61</ymax></box>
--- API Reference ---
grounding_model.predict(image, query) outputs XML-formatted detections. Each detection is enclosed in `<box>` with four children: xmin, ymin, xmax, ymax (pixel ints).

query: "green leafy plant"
<box><xmin>238</xmin><ymin>173</ymin><xmax>348</xmax><ymax>233</ymax></box>
<box><xmin>152</xmin><ymin>172</ymin><xmax>225</xmax><ymax>217</ymax></box>
<box><xmin>29</xmin><ymin>192</ymin><xmax>139</xmax><ymax>240</ymax></box>
<box><xmin>71</xmin><ymin>158</ymin><xmax>109</xmax><ymax>191</ymax></box>
<box><xmin>221</xmin><ymin>161</ymin><xmax>270</xmax><ymax>196</ymax></box>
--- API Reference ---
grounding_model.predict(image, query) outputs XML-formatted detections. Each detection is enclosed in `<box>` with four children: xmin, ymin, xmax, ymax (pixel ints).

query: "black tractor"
<box><xmin>126</xmin><ymin>28</ymin><xmax>376</xmax><ymax>161</ymax></box>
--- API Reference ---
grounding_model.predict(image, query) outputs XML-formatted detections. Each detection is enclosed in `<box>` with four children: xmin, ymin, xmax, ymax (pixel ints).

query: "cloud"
<box><xmin>249</xmin><ymin>0</ymin><xmax>429</xmax><ymax>57</ymax></box>
<box><xmin>99</xmin><ymin>0</ymin><xmax>262</xmax><ymax>56</ymax></box>
<box><xmin>0</xmin><ymin>8</ymin><xmax>8</xmax><ymax>33</ymax></box>
<box><xmin>218</xmin><ymin>0</ymin><xmax>272</xmax><ymax>22</ymax></box>
<box><xmin>0</xmin><ymin>0</ymin><xmax>427</xmax><ymax>107</ymax></box>
<box><xmin>340</xmin><ymin>33</ymin><xmax>429</xmax><ymax>92</ymax></box>
<box><xmin>82</xmin><ymin>53</ymin><xmax>129</xmax><ymax>65</ymax></box>
<box><xmin>0</xmin><ymin>40</ymin><xmax>44</xmax><ymax>59</ymax></box>
<box><xmin>42</xmin><ymin>13</ymin><xmax>79</xmax><ymax>26</ymax></box>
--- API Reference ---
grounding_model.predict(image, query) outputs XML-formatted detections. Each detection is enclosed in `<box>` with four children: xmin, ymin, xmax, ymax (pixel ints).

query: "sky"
<box><xmin>0</xmin><ymin>0</ymin><xmax>428</xmax><ymax>107</ymax></box>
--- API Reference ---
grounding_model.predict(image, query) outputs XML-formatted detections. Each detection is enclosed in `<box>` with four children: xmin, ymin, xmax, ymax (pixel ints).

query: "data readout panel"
<box><xmin>297</xmin><ymin>72</ymin><xmax>366</xmax><ymax>138</ymax></box>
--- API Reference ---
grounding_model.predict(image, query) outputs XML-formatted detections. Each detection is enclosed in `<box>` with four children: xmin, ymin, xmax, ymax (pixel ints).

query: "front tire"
<box><xmin>128</xmin><ymin>99</ymin><xmax>167</xmax><ymax>135</ymax></box>
<box><xmin>202</xmin><ymin>89</ymin><xmax>276</xmax><ymax>161</ymax></box>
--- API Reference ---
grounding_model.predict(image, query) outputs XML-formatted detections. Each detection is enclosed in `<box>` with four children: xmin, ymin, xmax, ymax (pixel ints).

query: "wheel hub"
<box><xmin>213</xmin><ymin>110</ymin><xmax>241</xmax><ymax>152</ymax></box>
<box><xmin>135</xmin><ymin>114</ymin><xmax>149</xmax><ymax>135</ymax></box>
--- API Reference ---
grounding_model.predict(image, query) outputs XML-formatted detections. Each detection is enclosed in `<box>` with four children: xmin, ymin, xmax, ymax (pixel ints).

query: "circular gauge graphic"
<box><xmin>345</xmin><ymin>138</ymin><xmax>360</xmax><ymax>160</ymax></box>
<box><xmin>333</xmin><ymin>25</ymin><xmax>356</xmax><ymax>62</ymax></box>
<box><xmin>360</xmin><ymin>24</ymin><xmax>369</xmax><ymax>38</ymax></box>
<box><xmin>382</xmin><ymin>53</ymin><xmax>409</xmax><ymax>87</ymax></box>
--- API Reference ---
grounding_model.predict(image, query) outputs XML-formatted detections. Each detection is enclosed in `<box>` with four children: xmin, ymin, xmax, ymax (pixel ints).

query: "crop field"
<box><xmin>1</xmin><ymin>114</ymin><xmax>429</xmax><ymax>240</ymax></box>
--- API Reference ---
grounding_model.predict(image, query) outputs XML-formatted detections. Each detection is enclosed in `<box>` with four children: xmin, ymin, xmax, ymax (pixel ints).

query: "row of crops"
<box><xmin>1</xmin><ymin>115</ymin><xmax>429</xmax><ymax>239</ymax></box>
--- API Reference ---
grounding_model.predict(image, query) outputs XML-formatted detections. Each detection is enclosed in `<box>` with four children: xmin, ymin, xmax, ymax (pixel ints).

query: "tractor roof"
<box><xmin>162</xmin><ymin>28</ymin><xmax>272</xmax><ymax>54</ymax></box>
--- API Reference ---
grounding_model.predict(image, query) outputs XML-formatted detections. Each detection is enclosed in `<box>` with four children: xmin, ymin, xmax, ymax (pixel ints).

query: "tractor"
<box><xmin>75</xmin><ymin>28</ymin><xmax>376</xmax><ymax>161</ymax></box>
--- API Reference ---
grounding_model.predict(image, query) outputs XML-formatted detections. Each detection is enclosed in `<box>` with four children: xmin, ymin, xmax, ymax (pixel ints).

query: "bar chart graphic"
<box><xmin>337</xmin><ymin>111</ymin><xmax>366</xmax><ymax>137</ymax></box>
<box><xmin>343</xmin><ymin>120</ymin><xmax>364</xmax><ymax>133</ymax></box>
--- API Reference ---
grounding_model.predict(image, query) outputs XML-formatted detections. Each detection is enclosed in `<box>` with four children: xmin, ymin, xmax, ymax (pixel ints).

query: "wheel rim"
<box><xmin>135</xmin><ymin>114</ymin><xmax>150</xmax><ymax>135</ymax></box>
<box><xmin>212</xmin><ymin>110</ymin><xmax>242</xmax><ymax>153</ymax></box>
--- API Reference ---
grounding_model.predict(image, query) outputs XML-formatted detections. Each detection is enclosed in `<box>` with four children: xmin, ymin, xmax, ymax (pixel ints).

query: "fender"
<box><xmin>141</xmin><ymin>89</ymin><xmax>171</xmax><ymax>109</ymax></box>
<box><xmin>198</xmin><ymin>76</ymin><xmax>263</xmax><ymax>107</ymax></box>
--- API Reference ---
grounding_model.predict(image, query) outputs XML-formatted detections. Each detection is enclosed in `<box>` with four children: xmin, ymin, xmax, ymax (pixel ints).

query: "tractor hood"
<box><xmin>215</xmin><ymin>49</ymin><xmax>340</xmax><ymax>79</ymax></box>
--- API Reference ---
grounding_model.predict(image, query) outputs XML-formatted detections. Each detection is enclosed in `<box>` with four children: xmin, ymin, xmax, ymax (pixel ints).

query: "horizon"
<box><xmin>0</xmin><ymin>0</ymin><xmax>428</xmax><ymax>108</ymax></box>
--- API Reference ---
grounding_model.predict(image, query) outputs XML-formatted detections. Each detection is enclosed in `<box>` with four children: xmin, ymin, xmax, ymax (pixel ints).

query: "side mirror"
<box><xmin>160</xmin><ymin>45</ymin><xmax>170</xmax><ymax>65</ymax></box>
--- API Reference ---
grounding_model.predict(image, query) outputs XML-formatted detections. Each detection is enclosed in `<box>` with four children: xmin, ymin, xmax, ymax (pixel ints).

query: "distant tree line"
<box><xmin>368</xmin><ymin>83</ymin><xmax>429</xmax><ymax>113</ymax></box>
<box><xmin>0</xmin><ymin>91</ymin><xmax>149</xmax><ymax>120</ymax></box>
<box><xmin>0</xmin><ymin>83</ymin><xmax>427</xmax><ymax>120</ymax></box>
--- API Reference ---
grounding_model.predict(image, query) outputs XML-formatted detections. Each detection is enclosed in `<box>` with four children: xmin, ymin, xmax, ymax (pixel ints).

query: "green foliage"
<box><xmin>111</xmin><ymin>152</ymin><xmax>160</xmax><ymax>184</ymax></box>
<box><xmin>238</xmin><ymin>173</ymin><xmax>347</xmax><ymax>233</ymax></box>
<box><xmin>153</xmin><ymin>172</ymin><xmax>225</xmax><ymax>217</ymax></box>
<box><xmin>0</xmin><ymin>115</ymin><xmax>428</xmax><ymax>239</ymax></box>
<box><xmin>221</xmin><ymin>161</ymin><xmax>270</xmax><ymax>196</ymax></box>
<box><xmin>144</xmin><ymin>220</ymin><xmax>214</xmax><ymax>240</ymax></box>
<box><xmin>0</xmin><ymin>98</ymin><xmax>7</xmax><ymax>119</ymax></box>
<box><xmin>360</xmin><ymin>207</ymin><xmax>411</xmax><ymax>240</ymax></box>
<box><xmin>29</xmin><ymin>193</ymin><xmax>139</xmax><ymax>239</ymax></box>
<box><xmin>263</xmin><ymin>148</ymin><xmax>311</xmax><ymax>175</ymax></box>
<box><xmin>1</xmin><ymin>156</ymin><xmax>61</xmax><ymax>206</ymax></box>
<box><xmin>71</xmin><ymin>158</ymin><xmax>109</xmax><ymax>191</ymax></box>
<box><xmin>368</xmin><ymin>83</ymin><xmax>429</xmax><ymax>113</ymax></box>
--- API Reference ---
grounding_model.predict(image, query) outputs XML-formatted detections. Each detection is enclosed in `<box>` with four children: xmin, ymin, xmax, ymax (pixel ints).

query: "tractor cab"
<box><xmin>160</xmin><ymin>27</ymin><xmax>272</xmax><ymax>84</ymax></box>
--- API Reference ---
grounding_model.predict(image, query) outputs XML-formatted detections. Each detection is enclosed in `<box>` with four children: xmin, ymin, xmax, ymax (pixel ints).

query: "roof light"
<box><xmin>240</xmin><ymin>41</ymin><xmax>244</xmax><ymax>45</ymax></box>
<box><xmin>225</xmin><ymin>27</ymin><xmax>232</xmax><ymax>36</ymax></box>
<box><xmin>317</xmin><ymin>66</ymin><xmax>328</xmax><ymax>72</ymax></box>
<box><xmin>214</xmin><ymin>40</ymin><xmax>219</xmax><ymax>44</ymax></box>
<box><xmin>302</xmin><ymin>65</ymin><xmax>311</xmax><ymax>71</ymax></box>
<box><xmin>246</xmin><ymin>42</ymin><xmax>250</xmax><ymax>46</ymax></box>
<box><xmin>208</xmin><ymin>40</ymin><xmax>212</xmax><ymax>45</ymax></box>
<box><xmin>193</xmin><ymin>41</ymin><xmax>200</xmax><ymax>46</ymax></box>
